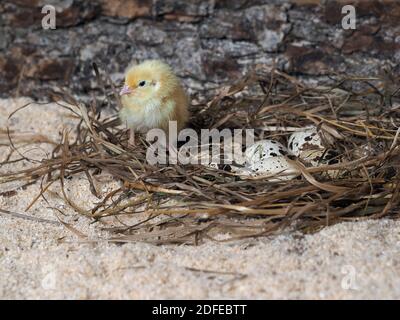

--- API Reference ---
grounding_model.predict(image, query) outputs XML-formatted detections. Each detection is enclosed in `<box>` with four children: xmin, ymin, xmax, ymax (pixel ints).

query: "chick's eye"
<box><xmin>138</xmin><ymin>81</ymin><xmax>146</xmax><ymax>87</ymax></box>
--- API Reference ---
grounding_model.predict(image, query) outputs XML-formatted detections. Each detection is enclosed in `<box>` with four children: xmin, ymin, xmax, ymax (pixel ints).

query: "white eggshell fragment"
<box><xmin>230</xmin><ymin>166</ymin><xmax>253</xmax><ymax>175</ymax></box>
<box><xmin>195</xmin><ymin>150</ymin><xmax>219</xmax><ymax>169</ymax></box>
<box><xmin>242</xmin><ymin>139</ymin><xmax>299</xmax><ymax>181</ymax></box>
<box><xmin>245</xmin><ymin>139</ymin><xmax>289</xmax><ymax>163</ymax></box>
<box><xmin>298</xmin><ymin>149</ymin><xmax>325</xmax><ymax>167</ymax></box>
<box><xmin>289</xmin><ymin>128</ymin><xmax>341</xmax><ymax>178</ymax></box>
<box><xmin>193</xmin><ymin>150</ymin><xmax>240</xmax><ymax>171</ymax></box>
<box><xmin>288</xmin><ymin>127</ymin><xmax>323</xmax><ymax>157</ymax></box>
<box><xmin>247</xmin><ymin>156</ymin><xmax>300</xmax><ymax>181</ymax></box>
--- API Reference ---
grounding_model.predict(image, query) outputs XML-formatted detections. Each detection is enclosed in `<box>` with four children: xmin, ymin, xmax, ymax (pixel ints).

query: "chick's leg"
<box><xmin>128</xmin><ymin>129</ymin><xmax>135</xmax><ymax>146</ymax></box>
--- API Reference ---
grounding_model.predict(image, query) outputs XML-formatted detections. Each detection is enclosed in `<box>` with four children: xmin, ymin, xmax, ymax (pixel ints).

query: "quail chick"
<box><xmin>119</xmin><ymin>60</ymin><xmax>189</xmax><ymax>145</ymax></box>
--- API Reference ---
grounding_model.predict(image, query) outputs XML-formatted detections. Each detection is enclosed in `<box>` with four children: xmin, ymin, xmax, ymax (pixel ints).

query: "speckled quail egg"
<box><xmin>243</xmin><ymin>140</ymin><xmax>299</xmax><ymax>181</ymax></box>
<box><xmin>288</xmin><ymin>127</ymin><xmax>324</xmax><ymax>157</ymax></box>
<box><xmin>288</xmin><ymin>127</ymin><xmax>329</xmax><ymax>166</ymax></box>
<box><xmin>245</xmin><ymin>139</ymin><xmax>290</xmax><ymax>163</ymax></box>
<box><xmin>288</xmin><ymin>127</ymin><xmax>340</xmax><ymax>177</ymax></box>
<box><xmin>247</xmin><ymin>156</ymin><xmax>300</xmax><ymax>181</ymax></box>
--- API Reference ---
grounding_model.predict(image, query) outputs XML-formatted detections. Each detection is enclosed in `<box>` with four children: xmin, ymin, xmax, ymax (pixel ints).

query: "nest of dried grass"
<box><xmin>1</xmin><ymin>66</ymin><xmax>400</xmax><ymax>244</ymax></box>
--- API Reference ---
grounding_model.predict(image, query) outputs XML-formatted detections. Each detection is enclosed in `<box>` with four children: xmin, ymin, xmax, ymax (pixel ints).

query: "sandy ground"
<box><xmin>1</xmin><ymin>98</ymin><xmax>400</xmax><ymax>299</ymax></box>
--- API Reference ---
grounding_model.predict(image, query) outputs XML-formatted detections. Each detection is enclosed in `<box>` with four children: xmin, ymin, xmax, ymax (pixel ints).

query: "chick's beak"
<box><xmin>120</xmin><ymin>84</ymin><xmax>133</xmax><ymax>96</ymax></box>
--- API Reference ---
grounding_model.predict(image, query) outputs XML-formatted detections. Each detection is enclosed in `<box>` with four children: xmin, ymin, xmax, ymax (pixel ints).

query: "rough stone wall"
<box><xmin>1</xmin><ymin>0</ymin><xmax>399</xmax><ymax>99</ymax></box>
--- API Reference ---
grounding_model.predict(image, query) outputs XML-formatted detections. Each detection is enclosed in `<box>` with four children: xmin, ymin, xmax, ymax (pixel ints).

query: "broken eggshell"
<box><xmin>288</xmin><ymin>127</ymin><xmax>330</xmax><ymax>166</ymax></box>
<box><xmin>288</xmin><ymin>127</ymin><xmax>340</xmax><ymax>178</ymax></box>
<box><xmin>190</xmin><ymin>149</ymin><xmax>220</xmax><ymax>169</ymax></box>
<box><xmin>247</xmin><ymin>156</ymin><xmax>300</xmax><ymax>181</ymax></box>
<box><xmin>244</xmin><ymin>139</ymin><xmax>299</xmax><ymax>181</ymax></box>
<box><xmin>245</xmin><ymin>139</ymin><xmax>289</xmax><ymax>163</ymax></box>
<box><xmin>193</xmin><ymin>149</ymin><xmax>241</xmax><ymax>173</ymax></box>
<box><xmin>288</xmin><ymin>127</ymin><xmax>324</xmax><ymax>157</ymax></box>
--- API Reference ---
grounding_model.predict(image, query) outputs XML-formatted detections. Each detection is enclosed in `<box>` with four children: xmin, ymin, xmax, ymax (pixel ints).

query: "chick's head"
<box><xmin>120</xmin><ymin>60</ymin><xmax>179</xmax><ymax>103</ymax></box>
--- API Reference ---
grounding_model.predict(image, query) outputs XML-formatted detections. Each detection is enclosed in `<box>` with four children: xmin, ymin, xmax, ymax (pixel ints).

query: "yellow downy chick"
<box><xmin>119</xmin><ymin>60</ymin><xmax>189</xmax><ymax>144</ymax></box>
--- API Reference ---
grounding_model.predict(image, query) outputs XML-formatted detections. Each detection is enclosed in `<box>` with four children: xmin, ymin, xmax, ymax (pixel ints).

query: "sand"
<box><xmin>1</xmin><ymin>98</ymin><xmax>399</xmax><ymax>299</ymax></box>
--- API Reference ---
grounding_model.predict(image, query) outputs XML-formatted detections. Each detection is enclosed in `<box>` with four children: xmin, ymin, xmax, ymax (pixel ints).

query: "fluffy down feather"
<box><xmin>119</xmin><ymin>60</ymin><xmax>189</xmax><ymax>133</ymax></box>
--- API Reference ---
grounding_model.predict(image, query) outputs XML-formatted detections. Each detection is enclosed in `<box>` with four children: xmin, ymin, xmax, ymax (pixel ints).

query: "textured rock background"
<box><xmin>0</xmin><ymin>0</ymin><xmax>399</xmax><ymax>99</ymax></box>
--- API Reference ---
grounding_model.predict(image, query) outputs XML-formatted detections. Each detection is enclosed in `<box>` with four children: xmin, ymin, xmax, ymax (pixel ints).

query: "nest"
<box><xmin>1</xmin><ymin>66</ymin><xmax>400</xmax><ymax>244</ymax></box>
